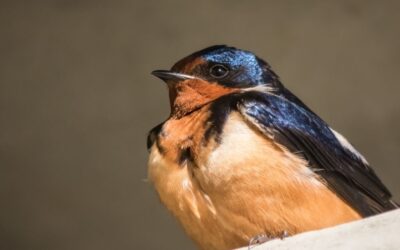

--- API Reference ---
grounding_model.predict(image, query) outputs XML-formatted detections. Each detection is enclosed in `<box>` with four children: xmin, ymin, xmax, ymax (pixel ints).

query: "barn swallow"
<box><xmin>147</xmin><ymin>45</ymin><xmax>398</xmax><ymax>250</ymax></box>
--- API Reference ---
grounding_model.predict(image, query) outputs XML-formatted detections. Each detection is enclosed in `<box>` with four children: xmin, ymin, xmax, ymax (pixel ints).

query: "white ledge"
<box><xmin>238</xmin><ymin>209</ymin><xmax>400</xmax><ymax>250</ymax></box>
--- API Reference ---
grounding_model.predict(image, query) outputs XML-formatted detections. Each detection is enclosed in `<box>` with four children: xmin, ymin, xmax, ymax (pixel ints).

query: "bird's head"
<box><xmin>152</xmin><ymin>45</ymin><xmax>280</xmax><ymax>117</ymax></box>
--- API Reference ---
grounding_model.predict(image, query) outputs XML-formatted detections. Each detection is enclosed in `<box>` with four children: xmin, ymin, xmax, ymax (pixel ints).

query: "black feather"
<box><xmin>147</xmin><ymin>122</ymin><xmax>164</xmax><ymax>152</ymax></box>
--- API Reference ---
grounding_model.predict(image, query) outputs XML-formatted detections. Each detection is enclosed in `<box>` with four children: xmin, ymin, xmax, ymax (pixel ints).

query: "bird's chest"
<box><xmin>147</xmin><ymin>108</ymin><xmax>224</xmax><ymax>248</ymax></box>
<box><xmin>148</xmin><ymin>111</ymin><xmax>294</xmax><ymax>248</ymax></box>
<box><xmin>147</xmin><ymin>111</ymin><xmax>360</xmax><ymax>250</ymax></box>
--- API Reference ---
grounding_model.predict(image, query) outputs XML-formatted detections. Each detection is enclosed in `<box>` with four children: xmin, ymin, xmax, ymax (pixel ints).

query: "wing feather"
<box><xmin>237</xmin><ymin>91</ymin><xmax>397</xmax><ymax>216</ymax></box>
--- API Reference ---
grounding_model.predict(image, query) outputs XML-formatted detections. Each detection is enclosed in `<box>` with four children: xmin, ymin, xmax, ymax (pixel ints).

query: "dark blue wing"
<box><xmin>238</xmin><ymin>91</ymin><xmax>396</xmax><ymax>216</ymax></box>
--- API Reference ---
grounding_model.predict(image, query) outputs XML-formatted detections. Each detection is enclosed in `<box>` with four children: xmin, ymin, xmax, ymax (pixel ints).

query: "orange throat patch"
<box><xmin>167</xmin><ymin>78</ymin><xmax>238</xmax><ymax>118</ymax></box>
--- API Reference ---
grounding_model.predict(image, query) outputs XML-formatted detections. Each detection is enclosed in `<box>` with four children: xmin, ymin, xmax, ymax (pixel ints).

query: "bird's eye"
<box><xmin>209</xmin><ymin>64</ymin><xmax>229</xmax><ymax>79</ymax></box>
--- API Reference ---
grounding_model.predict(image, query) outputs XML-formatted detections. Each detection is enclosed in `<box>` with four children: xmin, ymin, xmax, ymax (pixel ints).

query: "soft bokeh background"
<box><xmin>1</xmin><ymin>1</ymin><xmax>399</xmax><ymax>249</ymax></box>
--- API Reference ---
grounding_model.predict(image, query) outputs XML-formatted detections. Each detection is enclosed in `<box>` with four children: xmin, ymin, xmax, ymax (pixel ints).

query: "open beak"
<box><xmin>151</xmin><ymin>70</ymin><xmax>195</xmax><ymax>82</ymax></box>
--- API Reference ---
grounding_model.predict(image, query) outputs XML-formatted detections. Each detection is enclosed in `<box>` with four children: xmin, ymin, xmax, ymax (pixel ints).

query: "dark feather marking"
<box><xmin>147</xmin><ymin>122</ymin><xmax>165</xmax><ymax>153</ymax></box>
<box><xmin>237</xmin><ymin>91</ymin><xmax>396</xmax><ymax>216</ymax></box>
<box><xmin>178</xmin><ymin>147</ymin><xmax>193</xmax><ymax>166</ymax></box>
<box><xmin>203</xmin><ymin>94</ymin><xmax>239</xmax><ymax>143</ymax></box>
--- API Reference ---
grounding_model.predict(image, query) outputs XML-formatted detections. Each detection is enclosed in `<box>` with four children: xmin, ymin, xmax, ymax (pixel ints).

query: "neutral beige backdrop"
<box><xmin>1</xmin><ymin>1</ymin><xmax>399</xmax><ymax>249</ymax></box>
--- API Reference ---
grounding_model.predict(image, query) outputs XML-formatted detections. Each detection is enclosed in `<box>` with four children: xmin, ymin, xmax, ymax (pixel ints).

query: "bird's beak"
<box><xmin>151</xmin><ymin>70</ymin><xmax>195</xmax><ymax>83</ymax></box>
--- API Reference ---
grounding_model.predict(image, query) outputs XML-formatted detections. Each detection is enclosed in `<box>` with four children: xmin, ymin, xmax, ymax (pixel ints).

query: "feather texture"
<box><xmin>237</xmin><ymin>90</ymin><xmax>397</xmax><ymax>216</ymax></box>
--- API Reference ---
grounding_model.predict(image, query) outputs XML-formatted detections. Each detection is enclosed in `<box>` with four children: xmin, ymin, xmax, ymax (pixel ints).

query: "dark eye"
<box><xmin>209</xmin><ymin>64</ymin><xmax>229</xmax><ymax>78</ymax></box>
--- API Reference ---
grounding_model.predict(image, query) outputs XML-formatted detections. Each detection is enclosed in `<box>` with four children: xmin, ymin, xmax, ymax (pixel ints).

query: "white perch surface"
<box><xmin>238</xmin><ymin>208</ymin><xmax>400</xmax><ymax>250</ymax></box>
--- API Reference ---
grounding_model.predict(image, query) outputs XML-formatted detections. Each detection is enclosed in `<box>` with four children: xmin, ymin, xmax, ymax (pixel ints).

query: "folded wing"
<box><xmin>237</xmin><ymin>91</ymin><xmax>397</xmax><ymax>216</ymax></box>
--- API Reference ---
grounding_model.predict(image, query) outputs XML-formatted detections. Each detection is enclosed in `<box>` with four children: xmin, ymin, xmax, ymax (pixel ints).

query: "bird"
<box><xmin>147</xmin><ymin>45</ymin><xmax>398</xmax><ymax>250</ymax></box>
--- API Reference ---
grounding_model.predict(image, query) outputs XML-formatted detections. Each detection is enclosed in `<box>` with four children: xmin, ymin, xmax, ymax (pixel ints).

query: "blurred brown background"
<box><xmin>1</xmin><ymin>1</ymin><xmax>399</xmax><ymax>249</ymax></box>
